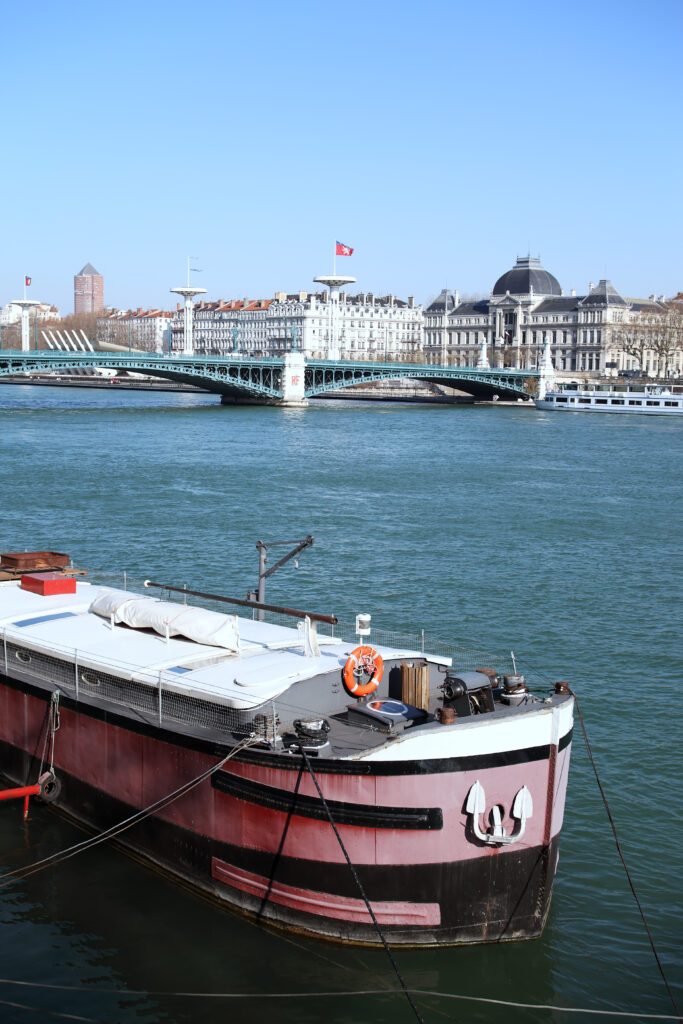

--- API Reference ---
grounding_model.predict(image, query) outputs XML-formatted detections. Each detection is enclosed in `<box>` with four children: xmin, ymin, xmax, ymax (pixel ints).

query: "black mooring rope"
<box><xmin>299</xmin><ymin>746</ymin><xmax>426</xmax><ymax>1024</ymax></box>
<box><xmin>573</xmin><ymin>692</ymin><xmax>681</xmax><ymax>1021</ymax></box>
<box><xmin>0</xmin><ymin>736</ymin><xmax>259</xmax><ymax>887</ymax></box>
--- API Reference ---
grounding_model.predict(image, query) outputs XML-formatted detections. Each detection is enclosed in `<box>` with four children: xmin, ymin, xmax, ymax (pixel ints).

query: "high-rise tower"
<box><xmin>74</xmin><ymin>263</ymin><xmax>104</xmax><ymax>313</ymax></box>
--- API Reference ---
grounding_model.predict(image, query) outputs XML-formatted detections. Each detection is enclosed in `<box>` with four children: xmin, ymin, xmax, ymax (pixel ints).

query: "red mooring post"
<box><xmin>0</xmin><ymin>785</ymin><xmax>41</xmax><ymax>820</ymax></box>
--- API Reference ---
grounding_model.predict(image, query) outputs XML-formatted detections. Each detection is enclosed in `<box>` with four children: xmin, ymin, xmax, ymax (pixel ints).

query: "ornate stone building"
<box><xmin>170</xmin><ymin>290</ymin><xmax>423</xmax><ymax>360</ymax></box>
<box><xmin>424</xmin><ymin>256</ymin><xmax>679</xmax><ymax>377</ymax></box>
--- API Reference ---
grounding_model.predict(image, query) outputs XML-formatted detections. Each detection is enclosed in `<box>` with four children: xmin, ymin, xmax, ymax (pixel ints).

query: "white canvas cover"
<box><xmin>89</xmin><ymin>590</ymin><xmax>240</xmax><ymax>652</ymax></box>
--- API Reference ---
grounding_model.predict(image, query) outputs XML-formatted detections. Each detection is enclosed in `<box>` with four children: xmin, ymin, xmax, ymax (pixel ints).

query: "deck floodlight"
<box><xmin>356</xmin><ymin>613</ymin><xmax>371</xmax><ymax>637</ymax></box>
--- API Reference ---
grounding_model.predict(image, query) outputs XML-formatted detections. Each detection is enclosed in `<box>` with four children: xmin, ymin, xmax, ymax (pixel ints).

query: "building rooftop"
<box><xmin>450</xmin><ymin>300</ymin><xmax>490</xmax><ymax>316</ymax></box>
<box><xmin>492</xmin><ymin>256</ymin><xmax>562</xmax><ymax>297</ymax></box>
<box><xmin>77</xmin><ymin>263</ymin><xmax>100</xmax><ymax>277</ymax></box>
<box><xmin>426</xmin><ymin>289</ymin><xmax>458</xmax><ymax>313</ymax></box>
<box><xmin>532</xmin><ymin>297</ymin><xmax>585</xmax><ymax>313</ymax></box>
<box><xmin>579</xmin><ymin>279</ymin><xmax>628</xmax><ymax>307</ymax></box>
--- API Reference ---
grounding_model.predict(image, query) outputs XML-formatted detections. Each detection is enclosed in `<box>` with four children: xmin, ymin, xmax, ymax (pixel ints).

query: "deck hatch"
<box><xmin>12</xmin><ymin>612</ymin><xmax>77</xmax><ymax>628</ymax></box>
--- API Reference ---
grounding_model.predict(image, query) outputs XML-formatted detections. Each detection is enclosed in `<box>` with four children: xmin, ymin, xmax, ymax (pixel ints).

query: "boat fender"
<box><xmin>38</xmin><ymin>771</ymin><xmax>61</xmax><ymax>804</ymax></box>
<box><xmin>343</xmin><ymin>646</ymin><xmax>383</xmax><ymax>697</ymax></box>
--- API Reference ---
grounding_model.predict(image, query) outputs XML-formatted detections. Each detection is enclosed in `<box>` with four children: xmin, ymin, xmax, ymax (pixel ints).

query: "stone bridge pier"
<box><xmin>281</xmin><ymin>352</ymin><xmax>307</xmax><ymax>406</ymax></box>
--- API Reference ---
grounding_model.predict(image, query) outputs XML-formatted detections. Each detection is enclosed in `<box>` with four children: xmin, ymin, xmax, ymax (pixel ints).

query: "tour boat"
<box><xmin>0</xmin><ymin>552</ymin><xmax>574</xmax><ymax>947</ymax></box>
<box><xmin>536</xmin><ymin>383</ymin><xmax>683</xmax><ymax>414</ymax></box>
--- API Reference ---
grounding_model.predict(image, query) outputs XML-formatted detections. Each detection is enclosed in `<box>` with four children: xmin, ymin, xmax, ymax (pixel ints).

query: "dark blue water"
<box><xmin>0</xmin><ymin>385</ymin><xmax>680</xmax><ymax>1023</ymax></box>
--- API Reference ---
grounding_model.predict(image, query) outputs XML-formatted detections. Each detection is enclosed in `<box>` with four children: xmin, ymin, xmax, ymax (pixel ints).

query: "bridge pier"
<box><xmin>279</xmin><ymin>352</ymin><xmax>308</xmax><ymax>407</ymax></box>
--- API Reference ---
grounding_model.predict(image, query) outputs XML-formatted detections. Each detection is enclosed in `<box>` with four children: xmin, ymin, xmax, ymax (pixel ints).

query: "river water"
<box><xmin>0</xmin><ymin>385</ymin><xmax>680</xmax><ymax>1024</ymax></box>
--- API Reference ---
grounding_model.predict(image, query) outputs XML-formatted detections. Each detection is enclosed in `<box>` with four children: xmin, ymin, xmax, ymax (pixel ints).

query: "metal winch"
<box><xmin>440</xmin><ymin>670</ymin><xmax>496</xmax><ymax>717</ymax></box>
<box><xmin>292</xmin><ymin>718</ymin><xmax>332</xmax><ymax>755</ymax></box>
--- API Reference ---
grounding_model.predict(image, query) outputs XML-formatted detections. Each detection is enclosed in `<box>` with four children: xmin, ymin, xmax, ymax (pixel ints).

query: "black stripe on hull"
<box><xmin>212</xmin><ymin>770</ymin><xmax>443</xmax><ymax>830</ymax></box>
<box><xmin>0</xmin><ymin>673</ymin><xmax>573</xmax><ymax>776</ymax></box>
<box><xmin>0</xmin><ymin>738</ymin><xmax>560</xmax><ymax>947</ymax></box>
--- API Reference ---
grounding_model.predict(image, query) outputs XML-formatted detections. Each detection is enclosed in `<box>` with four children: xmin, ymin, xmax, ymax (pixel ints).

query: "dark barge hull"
<box><xmin>0</xmin><ymin>672</ymin><xmax>571</xmax><ymax>947</ymax></box>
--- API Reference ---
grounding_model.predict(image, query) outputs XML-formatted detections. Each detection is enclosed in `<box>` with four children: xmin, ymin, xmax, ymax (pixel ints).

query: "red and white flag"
<box><xmin>25</xmin><ymin>276</ymin><xmax>31</xmax><ymax>286</ymax></box>
<box><xmin>335</xmin><ymin>241</ymin><xmax>354</xmax><ymax>256</ymax></box>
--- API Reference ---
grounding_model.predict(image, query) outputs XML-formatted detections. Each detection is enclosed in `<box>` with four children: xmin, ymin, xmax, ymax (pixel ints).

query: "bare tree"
<box><xmin>651</xmin><ymin>303</ymin><xmax>683</xmax><ymax>377</ymax></box>
<box><xmin>612</xmin><ymin>302</ymin><xmax>683</xmax><ymax>377</ymax></box>
<box><xmin>0</xmin><ymin>323</ymin><xmax>20</xmax><ymax>349</ymax></box>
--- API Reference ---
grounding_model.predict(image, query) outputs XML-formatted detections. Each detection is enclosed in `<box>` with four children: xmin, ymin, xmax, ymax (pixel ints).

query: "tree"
<box><xmin>0</xmin><ymin>323</ymin><xmax>20</xmax><ymax>349</ymax></box>
<box><xmin>612</xmin><ymin>301</ymin><xmax>683</xmax><ymax>377</ymax></box>
<box><xmin>651</xmin><ymin>302</ymin><xmax>683</xmax><ymax>377</ymax></box>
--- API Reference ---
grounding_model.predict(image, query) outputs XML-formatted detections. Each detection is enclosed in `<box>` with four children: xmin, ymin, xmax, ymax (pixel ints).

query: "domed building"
<box><xmin>423</xmin><ymin>256</ymin><xmax>670</xmax><ymax>375</ymax></box>
<box><xmin>492</xmin><ymin>256</ymin><xmax>562</xmax><ymax>299</ymax></box>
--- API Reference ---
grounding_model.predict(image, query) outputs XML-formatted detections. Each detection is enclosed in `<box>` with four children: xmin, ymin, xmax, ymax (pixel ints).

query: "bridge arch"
<box><xmin>0</xmin><ymin>352</ymin><xmax>283</xmax><ymax>401</ymax></box>
<box><xmin>0</xmin><ymin>351</ymin><xmax>539</xmax><ymax>403</ymax></box>
<box><xmin>304</xmin><ymin>362</ymin><xmax>535</xmax><ymax>400</ymax></box>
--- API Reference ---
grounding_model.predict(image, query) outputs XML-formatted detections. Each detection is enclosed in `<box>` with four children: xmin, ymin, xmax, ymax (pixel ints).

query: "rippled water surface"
<box><xmin>0</xmin><ymin>385</ymin><xmax>680</xmax><ymax>1023</ymax></box>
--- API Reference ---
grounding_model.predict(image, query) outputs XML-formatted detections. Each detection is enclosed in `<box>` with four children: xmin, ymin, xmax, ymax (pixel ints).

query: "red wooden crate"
<box><xmin>20</xmin><ymin>573</ymin><xmax>77</xmax><ymax>596</ymax></box>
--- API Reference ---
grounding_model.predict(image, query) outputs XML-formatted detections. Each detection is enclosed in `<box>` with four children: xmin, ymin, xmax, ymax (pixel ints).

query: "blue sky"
<box><xmin>2</xmin><ymin>0</ymin><xmax>681</xmax><ymax>313</ymax></box>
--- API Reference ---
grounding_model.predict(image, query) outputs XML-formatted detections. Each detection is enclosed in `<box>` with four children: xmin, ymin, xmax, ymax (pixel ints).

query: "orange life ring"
<box><xmin>343</xmin><ymin>645</ymin><xmax>384</xmax><ymax>697</ymax></box>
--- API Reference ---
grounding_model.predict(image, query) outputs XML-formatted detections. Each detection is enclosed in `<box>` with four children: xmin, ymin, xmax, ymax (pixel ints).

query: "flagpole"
<box><xmin>333</xmin><ymin>240</ymin><xmax>336</xmax><ymax>276</ymax></box>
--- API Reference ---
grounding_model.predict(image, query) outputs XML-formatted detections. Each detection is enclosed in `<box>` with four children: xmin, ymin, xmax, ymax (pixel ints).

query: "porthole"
<box><xmin>81</xmin><ymin>671</ymin><xmax>100</xmax><ymax>687</ymax></box>
<box><xmin>15</xmin><ymin>650</ymin><xmax>31</xmax><ymax>664</ymax></box>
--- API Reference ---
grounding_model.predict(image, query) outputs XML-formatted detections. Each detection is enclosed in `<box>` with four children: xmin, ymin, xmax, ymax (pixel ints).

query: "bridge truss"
<box><xmin>0</xmin><ymin>351</ymin><xmax>538</xmax><ymax>402</ymax></box>
<box><xmin>0</xmin><ymin>352</ymin><xmax>283</xmax><ymax>401</ymax></box>
<box><xmin>305</xmin><ymin>360</ymin><xmax>535</xmax><ymax>400</ymax></box>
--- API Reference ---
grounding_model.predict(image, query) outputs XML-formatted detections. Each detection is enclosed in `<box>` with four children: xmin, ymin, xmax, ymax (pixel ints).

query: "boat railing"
<box><xmin>85</xmin><ymin>574</ymin><xmax>516</xmax><ymax>678</ymax></box>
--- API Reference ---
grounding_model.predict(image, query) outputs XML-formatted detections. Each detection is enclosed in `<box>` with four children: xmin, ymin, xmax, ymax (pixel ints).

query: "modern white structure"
<box><xmin>170</xmin><ymin>286</ymin><xmax>206</xmax><ymax>355</ymax></box>
<box><xmin>12</xmin><ymin>299</ymin><xmax>41</xmax><ymax>351</ymax></box>
<box><xmin>313</xmin><ymin>274</ymin><xmax>356</xmax><ymax>359</ymax></box>
<box><xmin>1</xmin><ymin>302</ymin><xmax>59</xmax><ymax>326</ymax></box>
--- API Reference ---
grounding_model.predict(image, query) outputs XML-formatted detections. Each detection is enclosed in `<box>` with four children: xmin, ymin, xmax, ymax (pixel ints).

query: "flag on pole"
<box><xmin>335</xmin><ymin>241</ymin><xmax>353</xmax><ymax>256</ymax></box>
<box><xmin>25</xmin><ymin>276</ymin><xmax>31</xmax><ymax>286</ymax></box>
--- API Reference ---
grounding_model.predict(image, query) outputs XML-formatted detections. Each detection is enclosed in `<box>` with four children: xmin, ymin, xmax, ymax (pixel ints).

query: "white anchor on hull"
<box><xmin>465</xmin><ymin>779</ymin><xmax>533</xmax><ymax>846</ymax></box>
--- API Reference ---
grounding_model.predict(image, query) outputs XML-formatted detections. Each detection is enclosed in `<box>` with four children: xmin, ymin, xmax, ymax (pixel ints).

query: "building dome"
<box><xmin>492</xmin><ymin>256</ymin><xmax>562</xmax><ymax>297</ymax></box>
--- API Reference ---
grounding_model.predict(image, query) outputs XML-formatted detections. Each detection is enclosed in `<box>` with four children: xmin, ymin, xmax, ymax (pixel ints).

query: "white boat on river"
<box><xmin>536</xmin><ymin>382</ymin><xmax>683</xmax><ymax>415</ymax></box>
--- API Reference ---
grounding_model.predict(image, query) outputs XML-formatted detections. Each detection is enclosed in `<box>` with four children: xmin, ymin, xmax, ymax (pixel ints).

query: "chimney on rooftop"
<box><xmin>408</xmin><ymin>296</ymin><xmax>414</xmax><ymax>308</ymax></box>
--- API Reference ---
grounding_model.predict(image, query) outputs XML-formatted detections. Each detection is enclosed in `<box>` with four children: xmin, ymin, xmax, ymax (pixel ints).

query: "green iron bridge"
<box><xmin>0</xmin><ymin>350</ymin><xmax>538</xmax><ymax>404</ymax></box>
